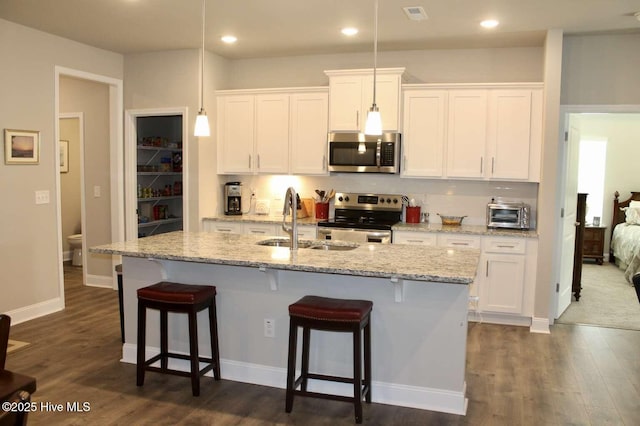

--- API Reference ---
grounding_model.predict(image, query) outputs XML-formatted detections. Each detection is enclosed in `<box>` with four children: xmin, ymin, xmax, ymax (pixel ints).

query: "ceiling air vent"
<box><xmin>403</xmin><ymin>6</ymin><xmax>428</xmax><ymax>21</ymax></box>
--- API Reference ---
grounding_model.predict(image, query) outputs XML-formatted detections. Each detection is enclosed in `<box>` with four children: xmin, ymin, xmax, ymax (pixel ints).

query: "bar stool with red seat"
<box><xmin>136</xmin><ymin>281</ymin><xmax>220</xmax><ymax>396</ymax></box>
<box><xmin>285</xmin><ymin>295</ymin><xmax>373</xmax><ymax>423</ymax></box>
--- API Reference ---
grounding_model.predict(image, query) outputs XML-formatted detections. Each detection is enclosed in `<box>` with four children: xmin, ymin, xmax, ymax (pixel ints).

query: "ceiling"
<box><xmin>1</xmin><ymin>0</ymin><xmax>640</xmax><ymax>59</ymax></box>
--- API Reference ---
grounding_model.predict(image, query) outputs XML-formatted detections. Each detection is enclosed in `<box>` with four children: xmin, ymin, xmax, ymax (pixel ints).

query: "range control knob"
<box><xmin>379</xmin><ymin>198</ymin><xmax>385</xmax><ymax>203</ymax></box>
<box><xmin>344</xmin><ymin>196</ymin><xmax>350</xmax><ymax>202</ymax></box>
<box><xmin>386</xmin><ymin>198</ymin><xmax>392</xmax><ymax>203</ymax></box>
<box><xmin>393</xmin><ymin>198</ymin><xmax>399</xmax><ymax>204</ymax></box>
<box><xmin>338</xmin><ymin>196</ymin><xmax>343</xmax><ymax>202</ymax></box>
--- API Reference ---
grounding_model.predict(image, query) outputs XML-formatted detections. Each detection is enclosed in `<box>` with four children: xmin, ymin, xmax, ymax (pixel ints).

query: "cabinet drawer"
<box><xmin>207</xmin><ymin>221</ymin><xmax>243</xmax><ymax>234</ymax></box>
<box><xmin>437</xmin><ymin>234</ymin><xmax>481</xmax><ymax>248</ymax></box>
<box><xmin>393</xmin><ymin>231</ymin><xmax>437</xmax><ymax>246</ymax></box>
<box><xmin>243</xmin><ymin>223</ymin><xmax>279</xmax><ymax>236</ymax></box>
<box><xmin>482</xmin><ymin>238</ymin><xmax>526</xmax><ymax>254</ymax></box>
<box><xmin>297</xmin><ymin>225</ymin><xmax>317</xmax><ymax>239</ymax></box>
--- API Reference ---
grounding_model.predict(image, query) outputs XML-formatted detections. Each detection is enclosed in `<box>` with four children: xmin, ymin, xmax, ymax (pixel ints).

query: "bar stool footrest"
<box><xmin>143</xmin><ymin>352</ymin><xmax>216</xmax><ymax>378</ymax></box>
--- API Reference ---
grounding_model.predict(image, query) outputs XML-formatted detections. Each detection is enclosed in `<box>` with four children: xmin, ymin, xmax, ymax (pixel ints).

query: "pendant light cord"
<box><xmin>372</xmin><ymin>0</ymin><xmax>378</xmax><ymax>107</ymax></box>
<box><xmin>200</xmin><ymin>0</ymin><xmax>205</xmax><ymax>112</ymax></box>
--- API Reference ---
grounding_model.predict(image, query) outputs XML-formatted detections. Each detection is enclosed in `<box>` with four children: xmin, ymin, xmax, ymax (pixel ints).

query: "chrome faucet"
<box><xmin>282</xmin><ymin>187</ymin><xmax>299</xmax><ymax>250</ymax></box>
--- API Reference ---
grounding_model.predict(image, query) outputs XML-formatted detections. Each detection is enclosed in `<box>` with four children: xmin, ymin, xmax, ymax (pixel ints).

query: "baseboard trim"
<box><xmin>5</xmin><ymin>297</ymin><xmax>65</xmax><ymax>325</ymax></box>
<box><xmin>530</xmin><ymin>317</ymin><xmax>551</xmax><ymax>334</ymax></box>
<box><xmin>86</xmin><ymin>274</ymin><xmax>113</xmax><ymax>289</ymax></box>
<box><xmin>63</xmin><ymin>250</ymin><xmax>72</xmax><ymax>262</ymax></box>
<box><xmin>122</xmin><ymin>344</ymin><xmax>467</xmax><ymax>415</ymax></box>
<box><xmin>468</xmin><ymin>311</ymin><xmax>532</xmax><ymax>327</ymax></box>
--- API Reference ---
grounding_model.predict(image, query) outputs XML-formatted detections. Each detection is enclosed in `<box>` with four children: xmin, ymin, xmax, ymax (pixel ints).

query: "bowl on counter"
<box><xmin>437</xmin><ymin>214</ymin><xmax>467</xmax><ymax>226</ymax></box>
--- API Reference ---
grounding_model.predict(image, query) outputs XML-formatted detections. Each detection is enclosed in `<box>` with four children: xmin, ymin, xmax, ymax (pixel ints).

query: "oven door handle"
<box><xmin>376</xmin><ymin>140</ymin><xmax>381</xmax><ymax>167</ymax></box>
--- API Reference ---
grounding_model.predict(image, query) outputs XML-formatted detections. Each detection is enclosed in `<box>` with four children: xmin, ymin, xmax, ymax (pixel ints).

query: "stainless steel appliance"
<box><xmin>317</xmin><ymin>192</ymin><xmax>402</xmax><ymax>243</ymax></box>
<box><xmin>224</xmin><ymin>182</ymin><xmax>242</xmax><ymax>215</ymax></box>
<box><xmin>328</xmin><ymin>132</ymin><xmax>401</xmax><ymax>174</ymax></box>
<box><xmin>486</xmin><ymin>199</ymin><xmax>531</xmax><ymax>229</ymax></box>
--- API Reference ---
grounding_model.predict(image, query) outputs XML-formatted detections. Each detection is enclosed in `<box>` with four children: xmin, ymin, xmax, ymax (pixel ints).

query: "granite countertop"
<box><xmin>204</xmin><ymin>215</ymin><xmax>537</xmax><ymax>238</ymax></box>
<box><xmin>392</xmin><ymin>222</ymin><xmax>539</xmax><ymax>238</ymax></box>
<box><xmin>203</xmin><ymin>215</ymin><xmax>322</xmax><ymax>226</ymax></box>
<box><xmin>91</xmin><ymin>231</ymin><xmax>480</xmax><ymax>284</ymax></box>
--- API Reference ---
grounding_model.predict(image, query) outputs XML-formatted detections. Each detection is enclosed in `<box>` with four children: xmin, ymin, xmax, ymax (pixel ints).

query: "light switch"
<box><xmin>94</xmin><ymin>185</ymin><xmax>101</xmax><ymax>197</ymax></box>
<box><xmin>35</xmin><ymin>190</ymin><xmax>50</xmax><ymax>204</ymax></box>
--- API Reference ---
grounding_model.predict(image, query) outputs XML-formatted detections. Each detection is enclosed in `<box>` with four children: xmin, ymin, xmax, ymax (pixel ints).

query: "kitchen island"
<box><xmin>91</xmin><ymin>231</ymin><xmax>480</xmax><ymax>415</ymax></box>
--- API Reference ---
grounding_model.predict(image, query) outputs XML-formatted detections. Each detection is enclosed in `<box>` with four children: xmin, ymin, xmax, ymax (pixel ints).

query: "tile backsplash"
<box><xmin>223</xmin><ymin>174</ymin><xmax>539</xmax><ymax>229</ymax></box>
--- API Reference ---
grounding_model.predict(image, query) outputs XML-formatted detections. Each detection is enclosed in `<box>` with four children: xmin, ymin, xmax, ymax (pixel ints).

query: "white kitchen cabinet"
<box><xmin>217</xmin><ymin>95</ymin><xmax>255</xmax><ymax>174</ymax></box>
<box><xmin>243</xmin><ymin>222</ymin><xmax>280</xmax><ymax>236</ymax></box>
<box><xmin>446</xmin><ymin>90</ymin><xmax>488</xmax><ymax>178</ymax></box>
<box><xmin>401</xmin><ymin>84</ymin><xmax>543</xmax><ymax>182</ymax></box>
<box><xmin>217</xmin><ymin>88</ymin><xmax>328</xmax><ymax>175</ymax></box>
<box><xmin>325</xmin><ymin>68</ymin><xmax>405</xmax><ymax>132</ymax></box>
<box><xmin>297</xmin><ymin>225</ymin><xmax>317</xmax><ymax>239</ymax></box>
<box><xmin>254</xmin><ymin>94</ymin><xmax>290</xmax><ymax>174</ymax></box>
<box><xmin>437</xmin><ymin>234</ymin><xmax>481</xmax><ymax>249</ymax></box>
<box><xmin>203</xmin><ymin>219</ymin><xmax>317</xmax><ymax>239</ymax></box>
<box><xmin>401</xmin><ymin>90</ymin><xmax>447</xmax><ymax>177</ymax></box>
<box><xmin>392</xmin><ymin>230</ymin><xmax>437</xmax><ymax>245</ymax></box>
<box><xmin>289</xmin><ymin>92</ymin><xmax>329</xmax><ymax>175</ymax></box>
<box><xmin>479</xmin><ymin>237</ymin><xmax>526</xmax><ymax>314</ymax></box>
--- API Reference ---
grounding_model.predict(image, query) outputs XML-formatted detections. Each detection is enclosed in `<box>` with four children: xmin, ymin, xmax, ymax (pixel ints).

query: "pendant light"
<box><xmin>194</xmin><ymin>0</ymin><xmax>210</xmax><ymax>137</ymax></box>
<box><xmin>364</xmin><ymin>0</ymin><xmax>382</xmax><ymax>136</ymax></box>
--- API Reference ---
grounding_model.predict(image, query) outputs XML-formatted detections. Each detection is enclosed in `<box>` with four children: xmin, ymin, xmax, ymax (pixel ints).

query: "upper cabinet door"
<box><xmin>217</xmin><ymin>95</ymin><xmax>255</xmax><ymax>174</ymax></box>
<box><xmin>255</xmin><ymin>94</ymin><xmax>290</xmax><ymax>174</ymax></box>
<box><xmin>487</xmin><ymin>90</ymin><xmax>532</xmax><ymax>180</ymax></box>
<box><xmin>446</xmin><ymin>90</ymin><xmax>488</xmax><ymax>178</ymax></box>
<box><xmin>362</xmin><ymin>73</ymin><xmax>402</xmax><ymax>132</ymax></box>
<box><xmin>401</xmin><ymin>89</ymin><xmax>447</xmax><ymax>177</ymax></box>
<box><xmin>290</xmin><ymin>91</ymin><xmax>329</xmax><ymax>175</ymax></box>
<box><xmin>328</xmin><ymin>75</ymin><xmax>362</xmax><ymax>131</ymax></box>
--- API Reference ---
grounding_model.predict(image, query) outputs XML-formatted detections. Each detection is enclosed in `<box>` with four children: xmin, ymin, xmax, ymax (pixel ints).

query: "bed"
<box><xmin>609</xmin><ymin>191</ymin><xmax>640</xmax><ymax>283</ymax></box>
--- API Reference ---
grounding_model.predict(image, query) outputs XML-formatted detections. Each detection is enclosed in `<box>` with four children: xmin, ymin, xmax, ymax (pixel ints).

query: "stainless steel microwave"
<box><xmin>328</xmin><ymin>132</ymin><xmax>401</xmax><ymax>174</ymax></box>
<box><xmin>486</xmin><ymin>201</ymin><xmax>531</xmax><ymax>230</ymax></box>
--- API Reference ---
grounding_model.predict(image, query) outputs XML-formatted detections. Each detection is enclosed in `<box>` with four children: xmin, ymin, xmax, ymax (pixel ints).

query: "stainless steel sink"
<box><xmin>256</xmin><ymin>238</ymin><xmax>313</xmax><ymax>248</ymax></box>
<box><xmin>309</xmin><ymin>242</ymin><xmax>359</xmax><ymax>251</ymax></box>
<box><xmin>256</xmin><ymin>239</ymin><xmax>358</xmax><ymax>251</ymax></box>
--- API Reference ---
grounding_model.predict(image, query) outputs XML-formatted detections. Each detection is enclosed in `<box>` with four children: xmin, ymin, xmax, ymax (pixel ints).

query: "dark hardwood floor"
<box><xmin>5</xmin><ymin>265</ymin><xmax>640</xmax><ymax>425</ymax></box>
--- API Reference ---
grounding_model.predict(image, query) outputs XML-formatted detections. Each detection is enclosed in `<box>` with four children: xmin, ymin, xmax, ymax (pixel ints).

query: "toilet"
<box><xmin>67</xmin><ymin>234</ymin><xmax>83</xmax><ymax>266</ymax></box>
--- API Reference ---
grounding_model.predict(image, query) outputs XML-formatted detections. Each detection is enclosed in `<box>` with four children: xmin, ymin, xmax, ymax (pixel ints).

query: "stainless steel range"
<box><xmin>317</xmin><ymin>192</ymin><xmax>402</xmax><ymax>244</ymax></box>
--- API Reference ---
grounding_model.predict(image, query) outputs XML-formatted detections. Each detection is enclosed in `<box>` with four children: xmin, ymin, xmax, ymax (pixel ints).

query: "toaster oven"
<box><xmin>486</xmin><ymin>201</ymin><xmax>531</xmax><ymax>230</ymax></box>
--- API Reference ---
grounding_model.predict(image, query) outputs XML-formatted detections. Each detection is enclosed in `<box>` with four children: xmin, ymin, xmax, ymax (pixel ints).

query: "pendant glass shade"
<box><xmin>364</xmin><ymin>105</ymin><xmax>382</xmax><ymax>136</ymax></box>
<box><xmin>195</xmin><ymin>109</ymin><xmax>210</xmax><ymax>137</ymax></box>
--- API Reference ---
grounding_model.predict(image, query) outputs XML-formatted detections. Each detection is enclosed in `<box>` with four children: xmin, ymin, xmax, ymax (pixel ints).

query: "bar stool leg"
<box><xmin>364</xmin><ymin>319</ymin><xmax>372</xmax><ymax>404</ymax></box>
<box><xmin>160</xmin><ymin>310</ymin><xmax>168</xmax><ymax>370</ymax></box>
<box><xmin>301</xmin><ymin>326</ymin><xmax>311</xmax><ymax>391</ymax></box>
<box><xmin>353</xmin><ymin>325</ymin><xmax>363</xmax><ymax>424</ymax></box>
<box><xmin>285</xmin><ymin>318</ymin><xmax>298</xmax><ymax>413</ymax></box>
<box><xmin>136</xmin><ymin>300</ymin><xmax>146</xmax><ymax>386</ymax></box>
<box><xmin>188</xmin><ymin>308</ymin><xmax>200</xmax><ymax>396</ymax></box>
<box><xmin>208</xmin><ymin>299</ymin><xmax>221</xmax><ymax>380</ymax></box>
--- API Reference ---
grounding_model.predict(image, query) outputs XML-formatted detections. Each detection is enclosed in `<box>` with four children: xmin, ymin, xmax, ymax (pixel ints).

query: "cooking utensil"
<box><xmin>437</xmin><ymin>214</ymin><xmax>467</xmax><ymax>226</ymax></box>
<box><xmin>315</xmin><ymin>190</ymin><xmax>326</xmax><ymax>202</ymax></box>
<box><xmin>326</xmin><ymin>189</ymin><xmax>335</xmax><ymax>201</ymax></box>
<box><xmin>401</xmin><ymin>195</ymin><xmax>409</xmax><ymax>205</ymax></box>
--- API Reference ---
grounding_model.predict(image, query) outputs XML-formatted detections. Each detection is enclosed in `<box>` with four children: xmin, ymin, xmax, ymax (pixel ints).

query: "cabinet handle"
<box><xmin>480</xmin><ymin>157</ymin><xmax>483</xmax><ymax>173</ymax></box>
<box><xmin>491</xmin><ymin>157</ymin><xmax>495</xmax><ymax>174</ymax></box>
<box><xmin>451</xmin><ymin>242</ymin><xmax>469</xmax><ymax>246</ymax></box>
<box><xmin>218</xmin><ymin>228</ymin><xmax>232</xmax><ymax>232</ymax></box>
<box><xmin>497</xmin><ymin>244</ymin><xmax>515</xmax><ymax>248</ymax></box>
<box><xmin>486</xmin><ymin>260</ymin><xmax>489</xmax><ymax>277</ymax></box>
<box><xmin>248</xmin><ymin>155</ymin><xmax>252</xmax><ymax>169</ymax></box>
<box><xmin>257</xmin><ymin>155</ymin><xmax>260</xmax><ymax>169</ymax></box>
<box><xmin>356</xmin><ymin>110</ymin><xmax>359</xmax><ymax>128</ymax></box>
<box><xmin>322</xmin><ymin>155</ymin><xmax>326</xmax><ymax>171</ymax></box>
<box><xmin>403</xmin><ymin>155</ymin><xmax>407</xmax><ymax>171</ymax></box>
<box><xmin>407</xmin><ymin>239</ymin><xmax>424</xmax><ymax>243</ymax></box>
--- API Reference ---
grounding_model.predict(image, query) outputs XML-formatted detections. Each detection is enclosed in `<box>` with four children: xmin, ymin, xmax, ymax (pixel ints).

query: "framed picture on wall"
<box><xmin>60</xmin><ymin>140</ymin><xmax>69</xmax><ymax>173</ymax></box>
<box><xmin>4</xmin><ymin>129</ymin><xmax>40</xmax><ymax>164</ymax></box>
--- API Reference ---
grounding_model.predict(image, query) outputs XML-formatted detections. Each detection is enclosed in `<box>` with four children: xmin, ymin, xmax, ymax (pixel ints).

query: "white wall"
<box><xmin>562</xmin><ymin>33</ymin><xmax>640</xmax><ymax>105</ymax></box>
<box><xmin>226</xmin><ymin>47</ymin><xmax>544</xmax><ymax>89</ymax></box>
<box><xmin>0</xmin><ymin>18</ymin><xmax>122</xmax><ymax>318</ymax></box>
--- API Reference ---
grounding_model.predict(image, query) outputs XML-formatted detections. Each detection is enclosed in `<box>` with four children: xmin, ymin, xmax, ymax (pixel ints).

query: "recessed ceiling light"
<box><xmin>341</xmin><ymin>27</ymin><xmax>359</xmax><ymax>36</ymax></box>
<box><xmin>480</xmin><ymin>19</ymin><xmax>499</xmax><ymax>29</ymax></box>
<box><xmin>221</xmin><ymin>35</ymin><xmax>237</xmax><ymax>44</ymax></box>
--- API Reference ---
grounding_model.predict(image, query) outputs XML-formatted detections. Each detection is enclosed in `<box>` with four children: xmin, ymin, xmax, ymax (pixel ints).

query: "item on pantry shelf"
<box><xmin>437</xmin><ymin>214</ymin><xmax>467</xmax><ymax>226</ymax></box>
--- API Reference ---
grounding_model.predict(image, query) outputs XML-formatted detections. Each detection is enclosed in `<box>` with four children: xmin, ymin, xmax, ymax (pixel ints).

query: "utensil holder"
<box><xmin>406</xmin><ymin>206</ymin><xmax>421</xmax><ymax>223</ymax></box>
<box><xmin>315</xmin><ymin>202</ymin><xmax>329</xmax><ymax>220</ymax></box>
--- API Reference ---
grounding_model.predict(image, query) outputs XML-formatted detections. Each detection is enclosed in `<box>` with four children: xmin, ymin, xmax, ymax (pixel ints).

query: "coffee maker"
<box><xmin>224</xmin><ymin>182</ymin><xmax>242</xmax><ymax>215</ymax></box>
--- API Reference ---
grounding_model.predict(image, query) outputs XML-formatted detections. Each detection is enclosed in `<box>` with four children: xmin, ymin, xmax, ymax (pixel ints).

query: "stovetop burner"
<box><xmin>317</xmin><ymin>192</ymin><xmax>403</xmax><ymax>230</ymax></box>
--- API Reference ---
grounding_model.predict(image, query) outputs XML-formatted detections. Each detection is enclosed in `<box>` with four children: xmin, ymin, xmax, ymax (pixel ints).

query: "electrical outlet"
<box><xmin>94</xmin><ymin>185</ymin><xmax>101</xmax><ymax>197</ymax></box>
<box><xmin>264</xmin><ymin>318</ymin><xmax>275</xmax><ymax>338</ymax></box>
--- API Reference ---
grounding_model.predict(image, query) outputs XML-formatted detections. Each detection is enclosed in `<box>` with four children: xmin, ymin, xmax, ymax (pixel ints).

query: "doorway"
<box><xmin>555</xmin><ymin>106</ymin><xmax>640</xmax><ymax>329</ymax></box>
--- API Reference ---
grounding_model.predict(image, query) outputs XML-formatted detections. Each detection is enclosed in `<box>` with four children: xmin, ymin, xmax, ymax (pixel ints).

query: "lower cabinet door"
<box><xmin>480</xmin><ymin>254</ymin><xmax>525</xmax><ymax>314</ymax></box>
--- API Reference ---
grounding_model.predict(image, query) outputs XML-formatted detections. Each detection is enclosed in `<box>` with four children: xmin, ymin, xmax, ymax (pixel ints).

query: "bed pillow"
<box><xmin>630</xmin><ymin>200</ymin><xmax>640</xmax><ymax>209</ymax></box>
<box><xmin>625</xmin><ymin>207</ymin><xmax>640</xmax><ymax>225</ymax></box>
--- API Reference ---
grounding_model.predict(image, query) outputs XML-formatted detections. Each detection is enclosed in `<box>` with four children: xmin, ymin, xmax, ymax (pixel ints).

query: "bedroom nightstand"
<box><xmin>583</xmin><ymin>225</ymin><xmax>607</xmax><ymax>265</ymax></box>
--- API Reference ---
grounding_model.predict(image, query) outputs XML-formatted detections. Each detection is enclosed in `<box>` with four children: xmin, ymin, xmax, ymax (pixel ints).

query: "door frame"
<box><xmin>55</xmin><ymin>66</ymin><xmax>124</xmax><ymax>298</ymax></box>
<box><xmin>124</xmin><ymin>107</ymin><xmax>189</xmax><ymax>241</ymax></box>
<box><xmin>553</xmin><ymin>104</ymin><xmax>640</xmax><ymax>321</ymax></box>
